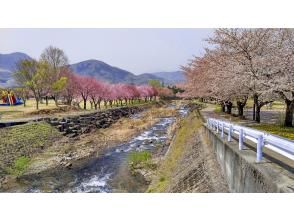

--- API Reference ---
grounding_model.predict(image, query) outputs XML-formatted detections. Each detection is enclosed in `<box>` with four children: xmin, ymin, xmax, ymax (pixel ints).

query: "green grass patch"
<box><xmin>6</xmin><ymin>156</ymin><xmax>31</xmax><ymax>176</ymax></box>
<box><xmin>128</xmin><ymin>151</ymin><xmax>157</xmax><ymax>171</ymax></box>
<box><xmin>147</xmin><ymin>110</ymin><xmax>202</xmax><ymax>192</ymax></box>
<box><xmin>128</xmin><ymin>151</ymin><xmax>151</xmax><ymax>166</ymax></box>
<box><xmin>0</xmin><ymin>122</ymin><xmax>61</xmax><ymax>173</ymax></box>
<box><xmin>214</xmin><ymin>105</ymin><xmax>222</xmax><ymax>113</ymax></box>
<box><xmin>249</xmin><ymin>124</ymin><xmax>294</xmax><ymax>140</ymax></box>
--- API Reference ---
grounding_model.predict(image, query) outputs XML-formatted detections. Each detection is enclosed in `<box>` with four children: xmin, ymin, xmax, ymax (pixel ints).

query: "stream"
<box><xmin>15</xmin><ymin>105</ymin><xmax>189</xmax><ymax>193</ymax></box>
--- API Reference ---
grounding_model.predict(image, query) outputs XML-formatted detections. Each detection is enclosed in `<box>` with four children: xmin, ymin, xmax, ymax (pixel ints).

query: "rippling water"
<box><xmin>23</xmin><ymin>106</ymin><xmax>189</xmax><ymax>193</ymax></box>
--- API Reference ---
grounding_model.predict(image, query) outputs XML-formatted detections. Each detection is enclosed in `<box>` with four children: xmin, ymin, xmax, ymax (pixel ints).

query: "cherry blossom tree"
<box><xmin>264</xmin><ymin>29</ymin><xmax>294</xmax><ymax>126</ymax></box>
<box><xmin>60</xmin><ymin>67</ymin><xmax>78</xmax><ymax>105</ymax></box>
<box><xmin>207</xmin><ymin>29</ymin><xmax>274</xmax><ymax>122</ymax></box>
<box><xmin>74</xmin><ymin>75</ymin><xmax>95</xmax><ymax>110</ymax></box>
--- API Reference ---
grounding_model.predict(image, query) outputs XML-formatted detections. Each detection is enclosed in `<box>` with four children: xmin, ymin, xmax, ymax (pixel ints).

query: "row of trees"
<box><xmin>183</xmin><ymin>29</ymin><xmax>294</xmax><ymax>127</ymax></box>
<box><xmin>13</xmin><ymin>46</ymin><xmax>158</xmax><ymax>110</ymax></box>
<box><xmin>64</xmin><ymin>71</ymin><xmax>158</xmax><ymax>110</ymax></box>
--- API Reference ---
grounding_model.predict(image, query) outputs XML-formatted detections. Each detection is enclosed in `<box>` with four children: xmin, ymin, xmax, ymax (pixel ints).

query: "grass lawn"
<box><xmin>249</xmin><ymin>124</ymin><xmax>294</xmax><ymax>140</ymax></box>
<box><xmin>0</xmin><ymin>99</ymin><xmax>65</xmax><ymax>120</ymax></box>
<box><xmin>0</xmin><ymin>98</ymin><xmax>156</xmax><ymax>121</ymax></box>
<box><xmin>245</xmin><ymin>99</ymin><xmax>285</xmax><ymax>110</ymax></box>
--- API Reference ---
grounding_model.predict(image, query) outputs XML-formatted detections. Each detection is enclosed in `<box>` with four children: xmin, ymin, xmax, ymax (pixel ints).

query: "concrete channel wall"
<box><xmin>204</xmin><ymin>124</ymin><xmax>294</xmax><ymax>193</ymax></box>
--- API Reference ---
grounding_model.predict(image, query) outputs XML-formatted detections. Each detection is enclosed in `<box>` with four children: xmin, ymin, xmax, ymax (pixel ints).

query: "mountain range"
<box><xmin>0</xmin><ymin>52</ymin><xmax>31</xmax><ymax>87</ymax></box>
<box><xmin>0</xmin><ymin>52</ymin><xmax>185</xmax><ymax>88</ymax></box>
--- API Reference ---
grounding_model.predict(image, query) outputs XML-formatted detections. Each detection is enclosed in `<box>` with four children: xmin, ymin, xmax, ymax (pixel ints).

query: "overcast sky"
<box><xmin>0</xmin><ymin>28</ymin><xmax>213</xmax><ymax>74</ymax></box>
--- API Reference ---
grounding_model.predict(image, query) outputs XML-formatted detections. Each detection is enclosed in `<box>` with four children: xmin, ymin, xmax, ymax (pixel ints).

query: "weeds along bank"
<box><xmin>0</xmin><ymin>101</ymin><xmax>176</xmax><ymax>191</ymax></box>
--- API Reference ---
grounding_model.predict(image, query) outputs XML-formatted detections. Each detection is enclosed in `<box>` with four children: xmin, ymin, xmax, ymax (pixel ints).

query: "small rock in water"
<box><xmin>65</xmin><ymin>162</ymin><xmax>72</xmax><ymax>169</ymax></box>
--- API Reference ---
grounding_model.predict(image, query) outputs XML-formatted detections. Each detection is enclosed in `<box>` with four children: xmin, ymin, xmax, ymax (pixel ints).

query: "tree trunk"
<box><xmin>45</xmin><ymin>96</ymin><xmax>48</xmax><ymax>106</ymax></box>
<box><xmin>94</xmin><ymin>104</ymin><xmax>98</xmax><ymax>110</ymax></box>
<box><xmin>221</xmin><ymin>103</ymin><xmax>225</xmax><ymax>112</ymax></box>
<box><xmin>23</xmin><ymin>99</ymin><xmax>26</xmax><ymax>107</ymax></box>
<box><xmin>253</xmin><ymin>94</ymin><xmax>258</xmax><ymax>121</ymax></box>
<box><xmin>256</xmin><ymin>105</ymin><xmax>261</xmax><ymax>123</ymax></box>
<box><xmin>36</xmin><ymin>98</ymin><xmax>39</xmax><ymax>110</ymax></box>
<box><xmin>237</xmin><ymin>101</ymin><xmax>244</xmax><ymax>117</ymax></box>
<box><xmin>83</xmin><ymin>99</ymin><xmax>87</xmax><ymax>110</ymax></box>
<box><xmin>226</xmin><ymin>102</ymin><xmax>232</xmax><ymax>114</ymax></box>
<box><xmin>284</xmin><ymin>99</ymin><xmax>294</xmax><ymax>127</ymax></box>
<box><xmin>54</xmin><ymin>95</ymin><xmax>59</xmax><ymax>107</ymax></box>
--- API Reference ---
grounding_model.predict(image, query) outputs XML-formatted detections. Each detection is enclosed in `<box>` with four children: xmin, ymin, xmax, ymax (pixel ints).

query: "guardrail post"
<box><xmin>221</xmin><ymin>123</ymin><xmax>224</xmax><ymax>138</ymax></box>
<box><xmin>239</xmin><ymin>129</ymin><xmax>244</xmax><ymax>150</ymax></box>
<box><xmin>228</xmin><ymin>125</ymin><xmax>232</xmax><ymax>142</ymax></box>
<box><xmin>216</xmin><ymin>122</ymin><xmax>219</xmax><ymax>133</ymax></box>
<box><xmin>256</xmin><ymin>135</ymin><xmax>264</xmax><ymax>162</ymax></box>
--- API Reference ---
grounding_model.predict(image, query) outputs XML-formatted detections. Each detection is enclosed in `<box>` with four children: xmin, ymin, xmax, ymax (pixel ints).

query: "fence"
<box><xmin>207</xmin><ymin>118</ymin><xmax>294</xmax><ymax>162</ymax></box>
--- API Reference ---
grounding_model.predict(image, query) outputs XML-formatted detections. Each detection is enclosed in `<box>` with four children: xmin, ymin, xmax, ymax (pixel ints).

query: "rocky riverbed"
<box><xmin>0</xmin><ymin>101</ymin><xmax>189</xmax><ymax>192</ymax></box>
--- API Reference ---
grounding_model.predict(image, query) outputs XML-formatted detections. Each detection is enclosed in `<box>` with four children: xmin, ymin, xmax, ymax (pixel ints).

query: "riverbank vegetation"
<box><xmin>128</xmin><ymin>151</ymin><xmax>156</xmax><ymax>171</ymax></box>
<box><xmin>147</xmin><ymin>110</ymin><xmax>203</xmax><ymax>192</ymax></box>
<box><xmin>0</xmin><ymin>122</ymin><xmax>61</xmax><ymax>176</ymax></box>
<box><xmin>6</xmin><ymin>156</ymin><xmax>31</xmax><ymax>176</ymax></box>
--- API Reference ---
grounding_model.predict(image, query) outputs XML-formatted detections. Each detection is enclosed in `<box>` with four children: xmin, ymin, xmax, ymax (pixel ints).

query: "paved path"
<box><xmin>201</xmin><ymin>103</ymin><xmax>283</xmax><ymax>126</ymax></box>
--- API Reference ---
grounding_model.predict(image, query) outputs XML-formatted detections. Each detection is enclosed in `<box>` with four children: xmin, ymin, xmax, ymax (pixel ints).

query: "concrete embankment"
<box><xmin>204</xmin><ymin>125</ymin><xmax>294</xmax><ymax>192</ymax></box>
<box><xmin>148</xmin><ymin>106</ymin><xmax>229</xmax><ymax>192</ymax></box>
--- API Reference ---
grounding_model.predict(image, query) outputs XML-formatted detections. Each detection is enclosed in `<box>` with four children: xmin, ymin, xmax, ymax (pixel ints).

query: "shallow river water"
<box><xmin>18</xmin><ymin>105</ymin><xmax>188</xmax><ymax>193</ymax></box>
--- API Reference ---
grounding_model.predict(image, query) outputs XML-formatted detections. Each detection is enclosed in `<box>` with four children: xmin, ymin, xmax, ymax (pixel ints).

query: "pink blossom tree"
<box><xmin>74</xmin><ymin>75</ymin><xmax>95</xmax><ymax>110</ymax></box>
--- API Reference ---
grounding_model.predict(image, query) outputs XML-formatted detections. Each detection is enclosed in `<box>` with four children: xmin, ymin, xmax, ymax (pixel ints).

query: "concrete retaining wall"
<box><xmin>204</xmin><ymin>125</ymin><xmax>294</xmax><ymax>193</ymax></box>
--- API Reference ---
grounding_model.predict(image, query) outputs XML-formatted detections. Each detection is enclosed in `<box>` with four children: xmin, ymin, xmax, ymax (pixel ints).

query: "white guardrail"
<box><xmin>207</xmin><ymin>118</ymin><xmax>294</xmax><ymax>162</ymax></box>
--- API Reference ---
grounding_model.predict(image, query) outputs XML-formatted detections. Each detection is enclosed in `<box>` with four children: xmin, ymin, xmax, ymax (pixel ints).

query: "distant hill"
<box><xmin>0</xmin><ymin>52</ymin><xmax>32</xmax><ymax>87</ymax></box>
<box><xmin>144</xmin><ymin>71</ymin><xmax>186</xmax><ymax>85</ymax></box>
<box><xmin>70</xmin><ymin>59</ymin><xmax>163</xmax><ymax>85</ymax></box>
<box><xmin>0</xmin><ymin>52</ymin><xmax>185</xmax><ymax>88</ymax></box>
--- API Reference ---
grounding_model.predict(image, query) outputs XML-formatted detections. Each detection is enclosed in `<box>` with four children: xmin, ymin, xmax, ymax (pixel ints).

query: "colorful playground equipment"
<box><xmin>0</xmin><ymin>90</ymin><xmax>23</xmax><ymax>106</ymax></box>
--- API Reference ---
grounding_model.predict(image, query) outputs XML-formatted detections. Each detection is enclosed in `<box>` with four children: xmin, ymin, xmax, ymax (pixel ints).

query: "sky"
<box><xmin>0</xmin><ymin>28</ymin><xmax>213</xmax><ymax>74</ymax></box>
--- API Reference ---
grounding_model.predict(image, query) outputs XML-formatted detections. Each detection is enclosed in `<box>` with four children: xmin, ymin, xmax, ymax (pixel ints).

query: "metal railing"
<box><xmin>207</xmin><ymin>118</ymin><xmax>294</xmax><ymax>162</ymax></box>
